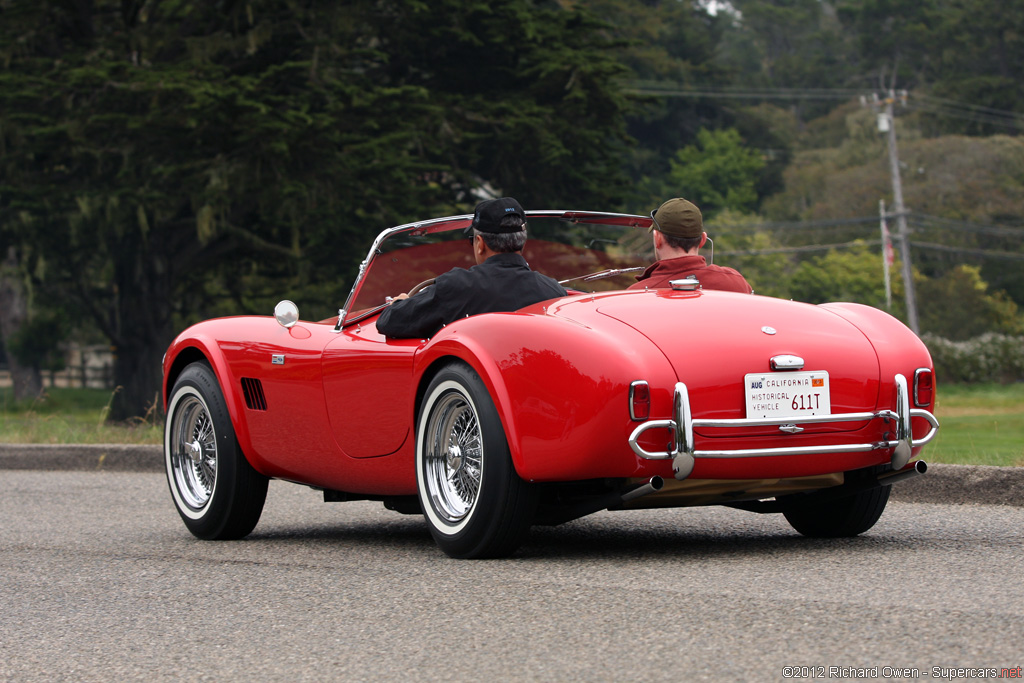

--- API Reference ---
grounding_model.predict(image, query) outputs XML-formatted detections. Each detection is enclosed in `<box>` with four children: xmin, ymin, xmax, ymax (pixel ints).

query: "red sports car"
<box><xmin>162</xmin><ymin>211</ymin><xmax>939</xmax><ymax>558</ymax></box>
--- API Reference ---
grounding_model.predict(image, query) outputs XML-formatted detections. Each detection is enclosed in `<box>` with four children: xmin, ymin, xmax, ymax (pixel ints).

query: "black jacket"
<box><xmin>376</xmin><ymin>252</ymin><xmax>566</xmax><ymax>339</ymax></box>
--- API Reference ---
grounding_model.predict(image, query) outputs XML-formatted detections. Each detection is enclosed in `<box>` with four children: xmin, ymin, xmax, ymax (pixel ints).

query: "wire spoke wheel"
<box><xmin>423</xmin><ymin>391</ymin><xmax>483</xmax><ymax>523</ymax></box>
<box><xmin>168</xmin><ymin>395</ymin><xmax>219</xmax><ymax>511</ymax></box>
<box><xmin>164</xmin><ymin>362</ymin><xmax>268</xmax><ymax>540</ymax></box>
<box><xmin>417</xmin><ymin>363</ymin><xmax>537</xmax><ymax>559</ymax></box>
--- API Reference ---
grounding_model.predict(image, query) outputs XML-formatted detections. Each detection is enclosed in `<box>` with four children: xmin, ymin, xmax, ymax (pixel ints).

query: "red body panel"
<box><xmin>163</xmin><ymin>288</ymin><xmax>935</xmax><ymax>496</ymax></box>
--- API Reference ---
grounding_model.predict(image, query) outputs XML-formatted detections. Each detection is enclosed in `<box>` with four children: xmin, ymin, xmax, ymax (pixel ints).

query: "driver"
<box><xmin>376</xmin><ymin>197</ymin><xmax>567</xmax><ymax>339</ymax></box>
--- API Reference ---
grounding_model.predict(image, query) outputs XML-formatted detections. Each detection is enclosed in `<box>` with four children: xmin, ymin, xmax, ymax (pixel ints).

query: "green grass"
<box><xmin>0</xmin><ymin>387</ymin><xmax>162</xmax><ymax>445</ymax></box>
<box><xmin>2</xmin><ymin>383</ymin><xmax>1022</xmax><ymax>467</ymax></box>
<box><xmin>924</xmin><ymin>383</ymin><xmax>1024</xmax><ymax>467</ymax></box>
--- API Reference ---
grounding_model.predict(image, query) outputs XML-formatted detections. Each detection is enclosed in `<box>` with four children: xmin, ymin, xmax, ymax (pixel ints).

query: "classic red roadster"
<box><xmin>162</xmin><ymin>210</ymin><xmax>939</xmax><ymax>558</ymax></box>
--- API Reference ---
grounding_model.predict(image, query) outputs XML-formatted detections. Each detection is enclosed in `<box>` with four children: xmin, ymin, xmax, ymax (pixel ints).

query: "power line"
<box><xmin>907</xmin><ymin>214</ymin><xmax>1024</xmax><ymax>238</ymax></box>
<box><xmin>904</xmin><ymin>101</ymin><xmax>1024</xmax><ymax>132</ymax></box>
<box><xmin>710</xmin><ymin>213</ymin><xmax>1024</xmax><ymax>242</ymax></box>
<box><xmin>624</xmin><ymin>83</ymin><xmax>869</xmax><ymax>101</ymax></box>
<box><xmin>911</xmin><ymin>94</ymin><xmax>1024</xmax><ymax>130</ymax></box>
<box><xmin>718</xmin><ymin>238</ymin><xmax>1024</xmax><ymax>262</ymax></box>
<box><xmin>718</xmin><ymin>239</ymin><xmax>878</xmax><ymax>256</ymax></box>
<box><xmin>910</xmin><ymin>241</ymin><xmax>1024</xmax><ymax>261</ymax></box>
<box><xmin>625</xmin><ymin>82</ymin><xmax>1024</xmax><ymax>131</ymax></box>
<box><xmin>711</xmin><ymin>216</ymin><xmax>879</xmax><ymax>234</ymax></box>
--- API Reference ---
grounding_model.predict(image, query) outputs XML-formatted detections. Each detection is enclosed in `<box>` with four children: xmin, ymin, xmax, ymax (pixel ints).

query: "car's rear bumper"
<box><xmin>629</xmin><ymin>374</ymin><xmax>940</xmax><ymax>480</ymax></box>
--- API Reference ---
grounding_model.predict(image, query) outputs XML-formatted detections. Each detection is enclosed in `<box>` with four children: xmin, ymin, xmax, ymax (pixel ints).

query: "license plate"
<box><xmin>744</xmin><ymin>371</ymin><xmax>831</xmax><ymax>419</ymax></box>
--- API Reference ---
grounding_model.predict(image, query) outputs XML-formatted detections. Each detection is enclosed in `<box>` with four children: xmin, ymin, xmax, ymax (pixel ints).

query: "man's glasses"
<box><xmin>649</xmin><ymin>209</ymin><xmax>661</xmax><ymax>232</ymax></box>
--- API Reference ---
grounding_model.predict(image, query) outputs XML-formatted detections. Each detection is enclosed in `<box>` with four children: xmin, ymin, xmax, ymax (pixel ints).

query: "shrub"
<box><xmin>923</xmin><ymin>333</ymin><xmax>1024</xmax><ymax>384</ymax></box>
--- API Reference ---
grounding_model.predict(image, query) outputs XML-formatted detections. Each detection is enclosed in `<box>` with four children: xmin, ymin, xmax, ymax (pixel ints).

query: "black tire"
<box><xmin>164</xmin><ymin>362</ymin><xmax>268</xmax><ymax>540</ymax></box>
<box><xmin>782</xmin><ymin>483</ymin><xmax>890</xmax><ymax>538</ymax></box>
<box><xmin>416</xmin><ymin>363</ymin><xmax>536</xmax><ymax>559</ymax></box>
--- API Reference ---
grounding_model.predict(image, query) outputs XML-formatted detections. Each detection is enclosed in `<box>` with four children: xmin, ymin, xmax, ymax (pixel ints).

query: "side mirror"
<box><xmin>274</xmin><ymin>300</ymin><xmax>299</xmax><ymax>328</ymax></box>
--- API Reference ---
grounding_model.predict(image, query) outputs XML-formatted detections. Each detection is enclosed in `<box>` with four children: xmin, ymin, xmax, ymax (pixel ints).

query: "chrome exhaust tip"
<box><xmin>879</xmin><ymin>459</ymin><xmax>927</xmax><ymax>486</ymax></box>
<box><xmin>621</xmin><ymin>476</ymin><xmax>664</xmax><ymax>503</ymax></box>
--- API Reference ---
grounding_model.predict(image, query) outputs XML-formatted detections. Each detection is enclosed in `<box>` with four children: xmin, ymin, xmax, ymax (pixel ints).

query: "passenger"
<box><xmin>377</xmin><ymin>197</ymin><xmax>567</xmax><ymax>339</ymax></box>
<box><xmin>629</xmin><ymin>197</ymin><xmax>753</xmax><ymax>293</ymax></box>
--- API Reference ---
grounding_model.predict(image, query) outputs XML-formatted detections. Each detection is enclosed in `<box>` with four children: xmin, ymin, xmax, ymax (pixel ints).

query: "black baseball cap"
<box><xmin>470</xmin><ymin>197</ymin><xmax>526</xmax><ymax>234</ymax></box>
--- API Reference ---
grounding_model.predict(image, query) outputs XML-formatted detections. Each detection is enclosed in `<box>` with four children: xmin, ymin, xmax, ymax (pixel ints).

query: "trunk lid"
<box><xmin>584</xmin><ymin>289</ymin><xmax>882</xmax><ymax>436</ymax></box>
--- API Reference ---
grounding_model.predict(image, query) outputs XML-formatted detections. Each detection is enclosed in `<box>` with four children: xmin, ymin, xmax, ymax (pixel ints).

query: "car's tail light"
<box><xmin>914</xmin><ymin>368</ymin><xmax>934</xmax><ymax>407</ymax></box>
<box><xmin>630</xmin><ymin>381</ymin><xmax>650</xmax><ymax>421</ymax></box>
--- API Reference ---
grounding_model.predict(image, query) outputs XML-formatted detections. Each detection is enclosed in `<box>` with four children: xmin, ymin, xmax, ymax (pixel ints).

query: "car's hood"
<box><xmin>547</xmin><ymin>289</ymin><xmax>882</xmax><ymax>429</ymax></box>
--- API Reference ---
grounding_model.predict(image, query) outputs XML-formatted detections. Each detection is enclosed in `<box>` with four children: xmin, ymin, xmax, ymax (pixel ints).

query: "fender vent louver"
<box><xmin>241</xmin><ymin>377</ymin><xmax>267</xmax><ymax>411</ymax></box>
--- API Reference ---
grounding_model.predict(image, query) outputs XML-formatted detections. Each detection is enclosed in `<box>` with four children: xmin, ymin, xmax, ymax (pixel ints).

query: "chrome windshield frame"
<box><xmin>336</xmin><ymin>210</ymin><xmax>652</xmax><ymax>330</ymax></box>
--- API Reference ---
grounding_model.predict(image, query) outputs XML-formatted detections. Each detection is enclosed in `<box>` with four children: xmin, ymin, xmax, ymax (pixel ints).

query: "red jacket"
<box><xmin>628</xmin><ymin>254</ymin><xmax>752</xmax><ymax>293</ymax></box>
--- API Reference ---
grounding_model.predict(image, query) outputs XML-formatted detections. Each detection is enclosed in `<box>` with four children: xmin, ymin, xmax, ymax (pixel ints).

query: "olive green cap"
<box><xmin>649</xmin><ymin>198</ymin><xmax>703</xmax><ymax>238</ymax></box>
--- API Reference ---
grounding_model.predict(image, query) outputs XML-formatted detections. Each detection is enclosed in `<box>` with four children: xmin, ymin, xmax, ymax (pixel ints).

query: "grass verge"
<box><xmin>0</xmin><ymin>387</ymin><xmax>161</xmax><ymax>445</ymax></box>
<box><xmin>924</xmin><ymin>383</ymin><xmax>1024</xmax><ymax>467</ymax></box>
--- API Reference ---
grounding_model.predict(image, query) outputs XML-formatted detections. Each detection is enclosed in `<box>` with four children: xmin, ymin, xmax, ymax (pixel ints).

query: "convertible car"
<box><xmin>162</xmin><ymin>210</ymin><xmax>939</xmax><ymax>558</ymax></box>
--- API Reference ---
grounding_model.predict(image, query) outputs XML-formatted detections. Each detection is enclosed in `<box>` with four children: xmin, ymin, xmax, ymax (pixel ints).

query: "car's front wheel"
<box><xmin>416</xmin><ymin>362</ymin><xmax>536</xmax><ymax>559</ymax></box>
<box><xmin>165</xmin><ymin>361</ymin><xmax>268</xmax><ymax>540</ymax></box>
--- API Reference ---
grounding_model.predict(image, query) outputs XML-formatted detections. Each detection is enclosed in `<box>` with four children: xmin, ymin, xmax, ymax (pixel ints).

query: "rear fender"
<box><xmin>415</xmin><ymin>311</ymin><xmax>678</xmax><ymax>481</ymax></box>
<box><xmin>820</xmin><ymin>303</ymin><xmax>936</xmax><ymax>448</ymax></box>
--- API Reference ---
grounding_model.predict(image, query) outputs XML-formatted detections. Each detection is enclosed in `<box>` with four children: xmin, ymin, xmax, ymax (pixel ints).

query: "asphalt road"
<box><xmin>2</xmin><ymin>469</ymin><xmax>1023</xmax><ymax>682</ymax></box>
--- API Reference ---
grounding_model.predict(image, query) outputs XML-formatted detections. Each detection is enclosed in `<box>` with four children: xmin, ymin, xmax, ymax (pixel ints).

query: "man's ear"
<box><xmin>699</xmin><ymin>232</ymin><xmax>708</xmax><ymax>248</ymax></box>
<box><xmin>652</xmin><ymin>230</ymin><xmax>665</xmax><ymax>250</ymax></box>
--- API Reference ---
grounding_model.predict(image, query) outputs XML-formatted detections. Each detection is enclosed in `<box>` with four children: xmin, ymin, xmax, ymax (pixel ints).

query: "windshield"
<box><xmin>342</xmin><ymin>211</ymin><xmax>654</xmax><ymax>324</ymax></box>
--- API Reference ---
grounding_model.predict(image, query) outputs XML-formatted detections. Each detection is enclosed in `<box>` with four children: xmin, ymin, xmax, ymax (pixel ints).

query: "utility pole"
<box><xmin>879</xmin><ymin>199</ymin><xmax>893</xmax><ymax>310</ymax></box>
<box><xmin>878</xmin><ymin>91</ymin><xmax>920</xmax><ymax>334</ymax></box>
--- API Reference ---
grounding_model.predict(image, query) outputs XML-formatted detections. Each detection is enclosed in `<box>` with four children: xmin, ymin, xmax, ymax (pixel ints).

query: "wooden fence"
<box><xmin>0</xmin><ymin>363</ymin><xmax>115</xmax><ymax>390</ymax></box>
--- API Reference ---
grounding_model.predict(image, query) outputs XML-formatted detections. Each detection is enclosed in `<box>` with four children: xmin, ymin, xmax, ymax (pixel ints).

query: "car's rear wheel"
<box><xmin>165</xmin><ymin>361</ymin><xmax>268</xmax><ymax>540</ymax></box>
<box><xmin>782</xmin><ymin>478</ymin><xmax>890</xmax><ymax>538</ymax></box>
<box><xmin>417</xmin><ymin>363</ymin><xmax>536</xmax><ymax>559</ymax></box>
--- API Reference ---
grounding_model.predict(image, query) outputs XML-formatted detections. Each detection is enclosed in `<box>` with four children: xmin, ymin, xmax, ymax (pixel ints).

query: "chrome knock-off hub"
<box><xmin>446</xmin><ymin>445</ymin><xmax>463</xmax><ymax>474</ymax></box>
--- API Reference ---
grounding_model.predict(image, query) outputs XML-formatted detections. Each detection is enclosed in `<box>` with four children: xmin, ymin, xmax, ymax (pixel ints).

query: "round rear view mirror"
<box><xmin>274</xmin><ymin>300</ymin><xmax>299</xmax><ymax>328</ymax></box>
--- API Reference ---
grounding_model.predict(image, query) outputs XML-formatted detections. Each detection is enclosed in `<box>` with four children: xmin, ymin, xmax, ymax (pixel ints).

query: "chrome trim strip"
<box><xmin>627</xmin><ymin>375</ymin><xmax>941</xmax><ymax>480</ymax></box>
<box><xmin>691</xmin><ymin>411</ymin><xmax>895</xmax><ymax>428</ymax></box>
<box><xmin>769</xmin><ymin>354</ymin><xmax>805</xmax><ymax>371</ymax></box>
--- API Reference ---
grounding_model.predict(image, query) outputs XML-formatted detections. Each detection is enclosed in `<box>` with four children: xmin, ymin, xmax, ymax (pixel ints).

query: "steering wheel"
<box><xmin>406</xmin><ymin>278</ymin><xmax>436</xmax><ymax>297</ymax></box>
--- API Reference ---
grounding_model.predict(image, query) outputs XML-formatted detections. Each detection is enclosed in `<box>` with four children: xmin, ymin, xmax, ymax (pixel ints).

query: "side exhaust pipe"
<box><xmin>878</xmin><ymin>459</ymin><xmax>927</xmax><ymax>486</ymax></box>
<box><xmin>621</xmin><ymin>475</ymin><xmax>665</xmax><ymax>502</ymax></box>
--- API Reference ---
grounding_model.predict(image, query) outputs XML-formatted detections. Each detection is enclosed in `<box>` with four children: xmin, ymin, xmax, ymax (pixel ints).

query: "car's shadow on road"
<box><xmin>243</xmin><ymin>507</ymin><xmax>921</xmax><ymax>562</ymax></box>
<box><xmin>520</xmin><ymin>519</ymin><xmax>906</xmax><ymax>561</ymax></box>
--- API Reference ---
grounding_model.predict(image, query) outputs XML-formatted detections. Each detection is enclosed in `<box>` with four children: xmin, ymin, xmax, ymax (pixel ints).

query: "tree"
<box><xmin>3</xmin><ymin>1</ymin><xmax>439</xmax><ymax>418</ymax></box>
<box><xmin>836</xmin><ymin>0</ymin><xmax>1024</xmax><ymax>131</ymax></box>
<box><xmin>916</xmin><ymin>265</ymin><xmax>1024</xmax><ymax>340</ymax></box>
<box><xmin>363</xmin><ymin>0</ymin><xmax>636</xmax><ymax>207</ymax></box>
<box><xmin>0</xmin><ymin>246</ymin><xmax>42</xmax><ymax>399</ymax></box>
<box><xmin>576</xmin><ymin>0</ymin><xmax>734</xmax><ymax>209</ymax></box>
<box><xmin>708</xmin><ymin>209</ymin><xmax>795</xmax><ymax>297</ymax></box>
<box><xmin>721</xmin><ymin>0</ymin><xmax>858</xmax><ymax>97</ymax></box>
<box><xmin>1</xmin><ymin>0</ymin><xmax>638</xmax><ymax>419</ymax></box>
<box><xmin>922</xmin><ymin>0</ymin><xmax>1024</xmax><ymax>134</ymax></box>
<box><xmin>666</xmin><ymin>128</ymin><xmax>766</xmax><ymax>215</ymax></box>
<box><xmin>786</xmin><ymin>242</ymin><xmax>904</xmax><ymax>311</ymax></box>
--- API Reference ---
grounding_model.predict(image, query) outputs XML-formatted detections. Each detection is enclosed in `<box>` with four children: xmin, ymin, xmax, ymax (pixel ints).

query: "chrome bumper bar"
<box><xmin>628</xmin><ymin>374</ymin><xmax>940</xmax><ymax>480</ymax></box>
